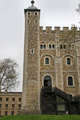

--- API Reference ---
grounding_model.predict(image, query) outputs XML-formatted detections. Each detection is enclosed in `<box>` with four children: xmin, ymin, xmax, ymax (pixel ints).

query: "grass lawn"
<box><xmin>0</xmin><ymin>115</ymin><xmax>80</xmax><ymax>120</ymax></box>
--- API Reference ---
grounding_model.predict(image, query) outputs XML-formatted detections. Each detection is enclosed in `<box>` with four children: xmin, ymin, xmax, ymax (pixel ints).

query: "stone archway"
<box><xmin>44</xmin><ymin>75</ymin><xmax>52</xmax><ymax>87</ymax></box>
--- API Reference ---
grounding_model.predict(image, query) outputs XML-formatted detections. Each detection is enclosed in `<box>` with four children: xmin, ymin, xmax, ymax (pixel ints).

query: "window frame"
<box><xmin>67</xmin><ymin>76</ymin><xmax>74</xmax><ymax>87</ymax></box>
<box><xmin>30</xmin><ymin>49</ymin><xmax>34</xmax><ymax>54</ymax></box>
<box><xmin>12</xmin><ymin>98</ymin><xmax>15</xmax><ymax>102</ymax></box>
<box><xmin>5</xmin><ymin>111</ymin><xmax>8</xmax><ymax>116</ymax></box>
<box><xmin>44</xmin><ymin>57</ymin><xmax>50</xmax><ymax>65</ymax></box>
<box><xmin>35</xmin><ymin>12</ymin><xmax>37</xmax><ymax>16</ymax></box>
<box><xmin>6</xmin><ymin>98</ymin><xmax>9</xmax><ymax>101</ymax></box>
<box><xmin>0</xmin><ymin>98</ymin><xmax>2</xmax><ymax>101</ymax></box>
<box><xmin>0</xmin><ymin>104</ymin><xmax>2</xmax><ymax>108</ymax></box>
<box><xmin>19</xmin><ymin>98</ymin><xmax>21</xmax><ymax>102</ymax></box>
<box><xmin>12</xmin><ymin>104</ymin><xmax>15</xmax><ymax>108</ymax></box>
<box><xmin>52</xmin><ymin>44</ymin><xmax>55</xmax><ymax>49</ymax></box>
<box><xmin>11</xmin><ymin>111</ymin><xmax>14</xmax><ymax>115</ymax></box>
<box><xmin>60</xmin><ymin>44</ymin><xmax>63</xmax><ymax>49</ymax></box>
<box><xmin>66</xmin><ymin>57</ymin><xmax>72</xmax><ymax>65</ymax></box>
<box><xmin>49</xmin><ymin>45</ymin><xmax>51</xmax><ymax>49</ymax></box>
<box><xmin>63</xmin><ymin>44</ymin><xmax>66</xmax><ymax>49</ymax></box>
<box><xmin>5</xmin><ymin>104</ymin><xmax>8</xmax><ymax>108</ymax></box>
<box><xmin>28</xmin><ymin>12</ymin><xmax>30</xmax><ymax>16</ymax></box>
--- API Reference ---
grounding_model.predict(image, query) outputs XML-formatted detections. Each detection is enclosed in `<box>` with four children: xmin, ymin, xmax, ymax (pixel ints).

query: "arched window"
<box><xmin>52</xmin><ymin>45</ymin><xmax>55</xmax><ymax>49</ymax></box>
<box><xmin>67</xmin><ymin>58</ymin><xmax>71</xmax><ymax>65</ymax></box>
<box><xmin>45</xmin><ymin>58</ymin><xmax>49</xmax><ymax>64</ymax></box>
<box><xmin>49</xmin><ymin>45</ymin><xmax>51</xmax><ymax>49</ymax></box>
<box><xmin>40</xmin><ymin>45</ymin><xmax>43</xmax><ymax>49</ymax></box>
<box><xmin>44</xmin><ymin>76</ymin><xmax>52</xmax><ymax>87</ymax></box>
<box><xmin>68</xmin><ymin>76</ymin><xmax>73</xmax><ymax>86</ymax></box>
<box><xmin>64</xmin><ymin>45</ymin><xmax>66</xmax><ymax>49</ymax></box>
<box><xmin>44</xmin><ymin>45</ymin><xmax>46</xmax><ymax>49</ymax></box>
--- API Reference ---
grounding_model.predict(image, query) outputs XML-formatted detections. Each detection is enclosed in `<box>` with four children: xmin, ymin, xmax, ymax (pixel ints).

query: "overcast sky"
<box><xmin>0</xmin><ymin>0</ymin><xmax>79</xmax><ymax>91</ymax></box>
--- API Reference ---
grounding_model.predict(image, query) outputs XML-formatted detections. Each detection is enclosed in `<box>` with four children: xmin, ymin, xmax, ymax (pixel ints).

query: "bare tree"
<box><xmin>76</xmin><ymin>3</ymin><xmax>80</xmax><ymax>13</ymax></box>
<box><xmin>0</xmin><ymin>58</ymin><xmax>19</xmax><ymax>91</ymax></box>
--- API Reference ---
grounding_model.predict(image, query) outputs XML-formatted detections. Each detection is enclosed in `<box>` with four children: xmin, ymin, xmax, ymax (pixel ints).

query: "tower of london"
<box><xmin>22</xmin><ymin>0</ymin><xmax>80</xmax><ymax>115</ymax></box>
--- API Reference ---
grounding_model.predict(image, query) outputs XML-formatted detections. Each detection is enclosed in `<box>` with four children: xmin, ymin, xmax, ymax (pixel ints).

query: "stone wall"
<box><xmin>40</xmin><ymin>26</ymin><xmax>80</xmax><ymax>95</ymax></box>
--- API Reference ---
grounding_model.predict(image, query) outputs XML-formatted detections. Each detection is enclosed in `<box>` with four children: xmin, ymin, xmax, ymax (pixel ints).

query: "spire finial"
<box><xmin>31</xmin><ymin>0</ymin><xmax>35</xmax><ymax>6</ymax></box>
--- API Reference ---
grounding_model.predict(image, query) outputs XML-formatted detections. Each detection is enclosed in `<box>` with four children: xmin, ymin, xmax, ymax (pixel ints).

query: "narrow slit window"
<box><xmin>30</xmin><ymin>49</ymin><xmax>34</xmax><ymax>54</ymax></box>
<box><xmin>28</xmin><ymin>20</ymin><xmax>29</xmax><ymax>23</ymax></box>
<box><xmin>31</xmin><ymin>49</ymin><xmax>34</xmax><ymax>54</ymax></box>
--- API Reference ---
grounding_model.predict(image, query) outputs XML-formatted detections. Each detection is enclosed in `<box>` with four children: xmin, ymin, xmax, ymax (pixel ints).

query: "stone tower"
<box><xmin>22</xmin><ymin>0</ymin><xmax>40</xmax><ymax>114</ymax></box>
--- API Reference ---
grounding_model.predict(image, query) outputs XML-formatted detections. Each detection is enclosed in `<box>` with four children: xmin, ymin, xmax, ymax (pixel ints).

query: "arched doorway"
<box><xmin>44</xmin><ymin>75</ymin><xmax>52</xmax><ymax>87</ymax></box>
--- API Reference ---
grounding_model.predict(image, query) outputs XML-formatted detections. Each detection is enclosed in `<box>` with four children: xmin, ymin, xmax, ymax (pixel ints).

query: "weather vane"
<box><xmin>31</xmin><ymin>0</ymin><xmax>35</xmax><ymax>6</ymax></box>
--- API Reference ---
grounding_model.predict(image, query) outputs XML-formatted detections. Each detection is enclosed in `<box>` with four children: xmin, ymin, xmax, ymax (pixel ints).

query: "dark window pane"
<box><xmin>28</xmin><ymin>12</ymin><xmax>30</xmax><ymax>15</ymax></box>
<box><xmin>44</xmin><ymin>45</ymin><xmax>46</xmax><ymax>49</ymax></box>
<box><xmin>28</xmin><ymin>20</ymin><xmax>29</xmax><ymax>23</ymax></box>
<box><xmin>35</xmin><ymin>20</ymin><xmax>37</xmax><ymax>23</ymax></box>
<box><xmin>31</xmin><ymin>49</ymin><xmax>34</xmax><ymax>54</ymax></box>
<box><xmin>52</xmin><ymin>45</ymin><xmax>55</xmax><ymax>48</ymax></box>
<box><xmin>40</xmin><ymin>45</ymin><xmax>43</xmax><ymax>49</ymax></box>
<box><xmin>19</xmin><ymin>98</ymin><xmax>21</xmax><ymax>102</ymax></box>
<box><xmin>64</xmin><ymin>45</ymin><xmax>66</xmax><ymax>49</ymax></box>
<box><xmin>12</xmin><ymin>104</ymin><xmax>15</xmax><ymax>108</ymax></box>
<box><xmin>44</xmin><ymin>76</ymin><xmax>52</xmax><ymax>87</ymax></box>
<box><xmin>0</xmin><ymin>104</ymin><xmax>2</xmax><ymax>107</ymax></box>
<box><xmin>12</xmin><ymin>98</ymin><xmax>15</xmax><ymax>101</ymax></box>
<box><xmin>67</xmin><ymin>58</ymin><xmax>71</xmax><ymax>65</ymax></box>
<box><xmin>6</xmin><ymin>98</ymin><xmax>9</xmax><ymax>101</ymax></box>
<box><xmin>49</xmin><ymin>45</ymin><xmax>51</xmax><ymax>49</ymax></box>
<box><xmin>5</xmin><ymin>111</ymin><xmax>7</xmax><ymax>116</ymax></box>
<box><xmin>18</xmin><ymin>104</ymin><xmax>21</xmax><ymax>107</ymax></box>
<box><xmin>60</xmin><ymin>44</ymin><xmax>62</xmax><ymax>49</ymax></box>
<box><xmin>68</xmin><ymin>76</ymin><xmax>73</xmax><ymax>86</ymax></box>
<box><xmin>35</xmin><ymin>13</ymin><xmax>37</xmax><ymax>15</ymax></box>
<box><xmin>11</xmin><ymin>111</ymin><xmax>14</xmax><ymax>115</ymax></box>
<box><xmin>0</xmin><ymin>98</ymin><xmax>2</xmax><ymax>101</ymax></box>
<box><xmin>5</xmin><ymin>104</ymin><xmax>8</xmax><ymax>108</ymax></box>
<box><xmin>45</xmin><ymin>58</ymin><xmax>49</xmax><ymax>64</ymax></box>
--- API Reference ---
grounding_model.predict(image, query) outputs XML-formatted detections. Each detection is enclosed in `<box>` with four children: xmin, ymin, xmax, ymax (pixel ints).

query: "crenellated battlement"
<box><xmin>40</xmin><ymin>26</ymin><xmax>79</xmax><ymax>32</ymax></box>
